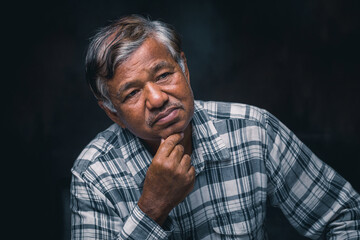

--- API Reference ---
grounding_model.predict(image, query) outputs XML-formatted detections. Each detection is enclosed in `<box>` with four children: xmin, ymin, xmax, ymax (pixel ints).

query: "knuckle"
<box><xmin>162</xmin><ymin>160</ymin><xmax>174</xmax><ymax>171</ymax></box>
<box><xmin>175</xmin><ymin>166</ymin><xmax>187</xmax><ymax>177</ymax></box>
<box><xmin>182</xmin><ymin>154</ymin><xmax>191</xmax><ymax>164</ymax></box>
<box><xmin>174</xmin><ymin>169</ymin><xmax>182</xmax><ymax>178</ymax></box>
<box><xmin>176</xmin><ymin>144</ymin><xmax>184</xmax><ymax>153</ymax></box>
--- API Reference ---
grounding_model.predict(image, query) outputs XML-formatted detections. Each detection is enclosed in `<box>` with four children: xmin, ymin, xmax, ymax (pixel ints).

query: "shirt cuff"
<box><xmin>120</xmin><ymin>204</ymin><xmax>174</xmax><ymax>239</ymax></box>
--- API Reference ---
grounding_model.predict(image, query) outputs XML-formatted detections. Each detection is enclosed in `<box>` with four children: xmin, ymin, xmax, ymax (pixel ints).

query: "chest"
<box><xmin>168</xmin><ymin>156</ymin><xmax>268</xmax><ymax>239</ymax></box>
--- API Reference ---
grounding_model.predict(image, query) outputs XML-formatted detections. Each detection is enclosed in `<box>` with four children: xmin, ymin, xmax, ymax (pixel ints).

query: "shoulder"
<box><xmin>71</xmin><ymin>123</ymin><xmax>122</xmax><ymax>175</ymax></box>
<box><xmin>195</xmin><ymin>100</ymin><xmax>269</xmax><ymax>127</ymax></box>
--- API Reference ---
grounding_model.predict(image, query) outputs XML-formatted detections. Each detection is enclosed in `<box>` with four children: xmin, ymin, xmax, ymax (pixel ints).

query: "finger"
<box><xmin>186</xmin><ymin>166</ymin><xmax>196</xmax><ymax>187</ymax></box>
<box><xmin>179</xmin><ymin>154</ymin><xmax>192</xmax><ymax>170</ymax></box>
<box><xmin>168</xmin><ymin>144</ymin><xmax>185</xmax><ymax>162</ymax></box>
<box><xmin>156</xmin><ymin>133</ymin><xmax>184</xmax><ymax>157</ymax></box>
<box><xmin>188</xmin><ymin>165</ymin><xmax>196</xmax><ymax>178</ymax></box>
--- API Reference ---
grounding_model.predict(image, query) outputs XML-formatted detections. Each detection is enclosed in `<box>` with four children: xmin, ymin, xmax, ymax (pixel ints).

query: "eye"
<box><xmin>124</xmin><ymin>89</ymin><xmax>139</xmax><ymax>101</ymax></box>
<box><xmin>157</xmin><ymin>72</ymin><xmax>172</xmax><ymax>81</ymax></box>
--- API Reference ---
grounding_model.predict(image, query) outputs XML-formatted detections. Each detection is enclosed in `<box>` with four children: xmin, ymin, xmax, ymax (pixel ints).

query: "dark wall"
<box><xmin>6</xmin><ymin>0</ymin><xmax>359</xmax><ymax>239</ymax></box>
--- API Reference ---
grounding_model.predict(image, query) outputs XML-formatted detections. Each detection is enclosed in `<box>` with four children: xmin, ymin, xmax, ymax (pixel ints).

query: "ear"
<box><xmin>180</xmin><ymin>52</ymin><xmax>190</xmax><ymax>82</ymax></box>
<box><xmin>98</xmin><ymin>101</ymin><xmax>126</xmax><ymax>128</ymax></box>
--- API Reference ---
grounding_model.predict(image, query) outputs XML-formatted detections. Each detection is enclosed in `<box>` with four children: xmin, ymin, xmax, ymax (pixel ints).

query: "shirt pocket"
<box><xmin>211</xmin><ymin>206</ymin><xmax>260</xmax><ymax>239</ymax></box>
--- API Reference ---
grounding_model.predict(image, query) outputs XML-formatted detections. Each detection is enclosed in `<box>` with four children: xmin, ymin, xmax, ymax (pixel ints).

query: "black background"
<box><xmin>5</xmin><ymin>0</ymin><xmax>360</xmax><ymax>239</ymax></box>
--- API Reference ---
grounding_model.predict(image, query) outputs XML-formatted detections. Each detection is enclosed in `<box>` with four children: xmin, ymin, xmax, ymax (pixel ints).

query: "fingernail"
<box><xmin>161</xmin><ymin>138</ymin><xmax>165</xmax><ymax>143</ymax></box>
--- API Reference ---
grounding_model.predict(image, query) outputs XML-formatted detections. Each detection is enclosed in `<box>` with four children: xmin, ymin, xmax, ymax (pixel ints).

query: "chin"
<box><xmin>162</xmin><ymin>119</ymin><xmax>191</xmax><ymax>138</ymax></box>
<box><xmin>159</xmin><ymin>127</ymin><xmax>182</xmax><ymax>139</ymax></box>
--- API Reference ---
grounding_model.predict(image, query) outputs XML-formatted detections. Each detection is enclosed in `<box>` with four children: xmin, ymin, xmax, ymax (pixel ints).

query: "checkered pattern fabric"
<box><xmin>71</xmin><ymin>100</ymin><xmax>360</xmax><ymax>239</ymax></box>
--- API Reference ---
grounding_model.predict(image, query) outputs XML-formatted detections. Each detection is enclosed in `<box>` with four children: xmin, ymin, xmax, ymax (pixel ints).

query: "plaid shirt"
<box><xmin>71</xmin><ymin>100</ymin><xmax>360</xmax><ymax>239</ymax></box>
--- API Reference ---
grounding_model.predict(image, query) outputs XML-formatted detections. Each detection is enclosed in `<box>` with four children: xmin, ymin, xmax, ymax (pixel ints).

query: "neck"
<box><xmin>180</xmin><ymin>124</ymin><xmax>193</xmax><ymax>156</ymax></box>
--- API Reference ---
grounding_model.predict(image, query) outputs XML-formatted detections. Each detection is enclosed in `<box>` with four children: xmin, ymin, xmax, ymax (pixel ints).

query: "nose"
<box><xmin>144</xmin><ymin>82</ymin><xmax>168</xmax><ymax>109</ymax></box>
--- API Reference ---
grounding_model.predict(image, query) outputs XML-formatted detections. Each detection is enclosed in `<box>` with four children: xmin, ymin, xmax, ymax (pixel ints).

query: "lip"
<box><xmin>152</xmin><ymin>107</ymin><xmax>180</xmax><ymax>126</ymax></box>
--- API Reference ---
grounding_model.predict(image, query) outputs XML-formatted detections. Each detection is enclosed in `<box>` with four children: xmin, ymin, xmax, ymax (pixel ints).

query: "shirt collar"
<box><xmin>191</xmin><ymin>101</ymin><xmax>230</xmax><ymax>163</ymax></box>
<box><xmin>117</xmin><ymin>101</ymin><xmax>231</xmax><ymax>187</ymax></box>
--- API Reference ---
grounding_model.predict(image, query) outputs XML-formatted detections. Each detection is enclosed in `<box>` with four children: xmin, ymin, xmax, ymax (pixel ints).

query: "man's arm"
<box><xmin>70</xmin><ymin>133</ymin><xmax>195</xmax><ymax>239</ymax></box>
<box><xmin>138</xmin><ymin>133</ymin><xmax>196</xmax><ymax>226</ymax></box>
<box><xmin>264</xmin><ymin>111</ymin><xmax>360</xmax><ymax>239</ymax></box>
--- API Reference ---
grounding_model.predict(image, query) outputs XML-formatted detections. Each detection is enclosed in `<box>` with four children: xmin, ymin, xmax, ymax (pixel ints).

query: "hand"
<box><xmin>138</xmin><ymin>133</ymin><xmax>195</xmax><ymax>226</ymax></box>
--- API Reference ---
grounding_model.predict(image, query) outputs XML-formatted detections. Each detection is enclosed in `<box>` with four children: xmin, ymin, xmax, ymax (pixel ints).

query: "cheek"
<box><xmin>168</xmin><ymin>78</ymin><xmax>192</xmax><ymax>98</ymax></box>
<box><xmin>180</xmin><ymin>83</ymin><xmax>194</xmax><ymax>105</ymax></box>
<box><xmin>118</xmin><ymin>105</ymin><xmax>146</xmax><ymax>126</ymax></box>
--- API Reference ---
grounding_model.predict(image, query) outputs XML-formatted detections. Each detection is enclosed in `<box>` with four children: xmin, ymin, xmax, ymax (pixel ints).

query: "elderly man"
<box><xmin>70</xmin><ymin>15</ymin><xmax>360</xmax><ymax>239</ymax></box>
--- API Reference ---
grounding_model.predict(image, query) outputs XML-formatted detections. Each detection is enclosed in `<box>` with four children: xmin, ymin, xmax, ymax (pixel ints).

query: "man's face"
<box><xmin>103</xmin><ymin>37</ymin><xmax>194</xmax><ymax>142</ymax></box>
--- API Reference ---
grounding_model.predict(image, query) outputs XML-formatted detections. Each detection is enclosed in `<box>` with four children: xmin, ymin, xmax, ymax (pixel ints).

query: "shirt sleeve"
<box><xmin>264</xmin><ymin>111</ymin><xmax>360</xmax><ymax>239</ymax></box>
<box><xmin>70</xmin><ymin>171</ymin><xmax>174</xmax><ymax>240</ymax></box>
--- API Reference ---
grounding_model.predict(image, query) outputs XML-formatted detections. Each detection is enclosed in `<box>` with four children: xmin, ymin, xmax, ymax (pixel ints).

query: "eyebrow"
<box><xmin>116</xmin><ymin>80</ymin><xmax>142</xmax><ymax>97</ymax></box>
<box><xmin>151</xmin><ymin>61</ymin><xmax>174</xmax><ymax>74</ymax></box>
<box><xmin>116</xmin><ymin>61</ymin><xmax>175</xmax><ymax>97</ymax></box>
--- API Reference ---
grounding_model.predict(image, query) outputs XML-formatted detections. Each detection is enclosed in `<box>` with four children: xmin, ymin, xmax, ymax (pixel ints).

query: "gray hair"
<box><xmin>85</xmin><ymin>15</ymin><xmax>185</xmax><ymax>112</ymax></box>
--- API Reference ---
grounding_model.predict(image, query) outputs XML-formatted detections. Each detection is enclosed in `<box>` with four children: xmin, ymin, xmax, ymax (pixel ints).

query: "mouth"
<box><xmin>150</xmin><ymin>107</ymin><xmax>181</xmax><ymax>127</ymax></box>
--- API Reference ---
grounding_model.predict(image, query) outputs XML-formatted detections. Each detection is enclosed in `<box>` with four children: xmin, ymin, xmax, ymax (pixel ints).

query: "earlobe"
<box><xmin>98</xmin><ymin>101</ymin><xmax>126</xmax><ymax>128</ymax></box>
